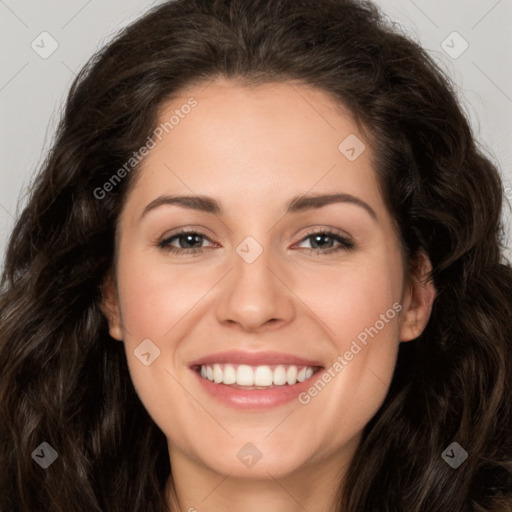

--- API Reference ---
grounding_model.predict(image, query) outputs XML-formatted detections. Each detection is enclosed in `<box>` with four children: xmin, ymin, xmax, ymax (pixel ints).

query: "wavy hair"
<box><xmin>1</xmin><ymin>0</ymin><xmax>511</xmax><ymax>510</ymax></box>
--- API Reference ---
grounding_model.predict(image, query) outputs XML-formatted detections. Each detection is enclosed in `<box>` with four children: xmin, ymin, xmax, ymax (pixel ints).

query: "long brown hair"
<box><xmin>1</xmin><ymin>0</ymin><xmax>511</xmax><ymax>510</ymax></box>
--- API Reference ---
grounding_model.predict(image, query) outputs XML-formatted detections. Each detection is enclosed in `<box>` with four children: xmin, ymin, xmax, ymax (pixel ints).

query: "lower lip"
<box><xmin>192</xmin><ymin>368</ymin><xmax>322</xmax><ymax>410</ymax></box>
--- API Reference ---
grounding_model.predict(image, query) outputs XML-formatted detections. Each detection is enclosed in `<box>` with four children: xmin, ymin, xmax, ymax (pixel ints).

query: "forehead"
<box><xmin>122</xmin><ymin>78</ymin><xmax>385</xmax><ymax>222</ymax></box>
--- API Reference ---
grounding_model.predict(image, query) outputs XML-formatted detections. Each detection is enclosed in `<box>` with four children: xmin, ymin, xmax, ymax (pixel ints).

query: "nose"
<box><xmin>214</xmin><ymin>241</ymin><xmax>296</xmax><ymax>332</ymax></box>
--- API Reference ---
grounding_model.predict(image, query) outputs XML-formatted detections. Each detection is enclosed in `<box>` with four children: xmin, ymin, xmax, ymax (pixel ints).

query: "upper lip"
<box><xmin>188</xmin><ymin>350</ymin><xmax>324</xmax><ymax>368</ymax></box>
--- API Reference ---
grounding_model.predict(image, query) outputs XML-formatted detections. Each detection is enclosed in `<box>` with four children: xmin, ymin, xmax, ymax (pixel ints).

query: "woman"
<box><xmin>1</xmin><ymin>0</ymin><xmax>511</xmax><ymax>510</ymax></box>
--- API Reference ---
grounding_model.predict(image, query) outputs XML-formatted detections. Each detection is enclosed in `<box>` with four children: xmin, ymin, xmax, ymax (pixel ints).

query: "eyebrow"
<box><xmin>140</xmin><ymin>192</ymin><xmax>377</xmax><ymax>221</ymax></box>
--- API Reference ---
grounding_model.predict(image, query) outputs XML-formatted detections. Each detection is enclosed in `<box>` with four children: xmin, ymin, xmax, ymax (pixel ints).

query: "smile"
<box><xmin>189</xmin><ymin>351</ymin><xmax>325</xmax><ymax>409</ymax></box>
<box><xmin>198</xmin><ymin>363</ymin><xmax>319</xmax><ymax>388</ymax></box>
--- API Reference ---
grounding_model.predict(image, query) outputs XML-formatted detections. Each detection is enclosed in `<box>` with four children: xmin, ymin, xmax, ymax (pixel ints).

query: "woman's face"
<box><xmin>103</xmin><ymin>78</ymin><xmax>434</xmax><ymax>484</ymax></box>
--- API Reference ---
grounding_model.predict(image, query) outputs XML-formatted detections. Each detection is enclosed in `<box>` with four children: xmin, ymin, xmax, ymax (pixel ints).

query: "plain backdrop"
<box><xmin>1</xmin><ymin>0</ymin><xmax>511</xmax><ymax>267</ymax></box>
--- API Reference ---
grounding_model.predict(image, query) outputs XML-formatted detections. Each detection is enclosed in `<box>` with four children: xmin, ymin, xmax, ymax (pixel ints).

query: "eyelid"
<box><xmin>157</xmin><ymin>225</ymin><xmax>216</xmax><ymax>242</ymax></box>
<box><xmin>157</xmin><ymin>225</ymin><xmax>352</xmax><ymax>244</ymax></box>
<box><xmin>292</xmin><ymin>225</ymin><xmax>353</xmax><ymax>243</ymax></box>
<box><xmin>157</xmin><ymin>227</ymin><xmax>218</xmax><ymax>248</ymax></box>
<box><xmin>157</xmin><ymin>225</ymin><xmax>355</xmax><ymax>257</ymax></box>
<box><xmin>293</xmin><ymin>228</ymin><xmax>354</xmax><ymax>251</ymax></box>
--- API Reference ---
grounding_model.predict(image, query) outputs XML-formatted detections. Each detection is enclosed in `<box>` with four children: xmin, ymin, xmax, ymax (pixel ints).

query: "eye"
<box><xmin>156</xmin><ymin>227</ymin><xmax>355</xmax><ymax>256</ymax></box>
<box><xmin>157</xmin><ymin>229</ymin><xmax>216</xmax><ymax>255</ymax></box>
<box><xmin>295</xmin><ymin>229</ymin><xmax>355</xmax><ymax>254</ymax></box>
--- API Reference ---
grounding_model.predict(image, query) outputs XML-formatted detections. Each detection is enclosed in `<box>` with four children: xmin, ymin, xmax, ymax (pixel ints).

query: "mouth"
<box><xmin>188</xmin><ymin>351</ymin><xmax>325</xmax><ymax>409</ymax></box>
<box><xmin>193</xmin><ymin>363</ymin><xmax>322</xmax><ymax>389</ymax></box>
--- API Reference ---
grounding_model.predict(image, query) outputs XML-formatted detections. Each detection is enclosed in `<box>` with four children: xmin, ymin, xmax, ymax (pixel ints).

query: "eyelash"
<box><xmin>157</xmin><ymin>228</ymin><xmax>355</xmax><ymax>255</ymax></box>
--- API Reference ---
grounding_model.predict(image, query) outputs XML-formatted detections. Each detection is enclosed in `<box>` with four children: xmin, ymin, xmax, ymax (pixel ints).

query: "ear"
<box><xmin>399</xmin><ymin>250</ymin><xmax>437</xmax><ymax>342</ymax></box>
<box><xmin>100</xmin><ymin>272</ymin><xmax>123</xmax><ymax>341</ymax></box>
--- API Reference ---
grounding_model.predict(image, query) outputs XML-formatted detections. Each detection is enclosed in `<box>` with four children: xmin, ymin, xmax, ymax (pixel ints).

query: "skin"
<box><xmin>102</xmin><ymin>77</ymin><xmax>436</xmax><ymax>512</ymax></box>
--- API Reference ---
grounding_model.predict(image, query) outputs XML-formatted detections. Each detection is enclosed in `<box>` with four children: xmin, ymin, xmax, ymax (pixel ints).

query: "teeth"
<box><xmin>237</xmin><ymin>365</ymin><xmax>254</xmax><ymax>386</ymax></box>
<box><xmin>286</xmin><ymin>366</ymin><xmax>297</xmax><ymax>385</ymax></box>
<box><xmin>198</xmin><ymin>363</ymin><xmax>318</xmax><ymax>387</ymax></box>
<box><xmin>254</xmin><ymin>365</ymin><xmax>273</xmax><ymax>386</ymax></box>
<box><xmin>223</xmin><ymin>364</ymin><xmax>236</xmax><ymax>384</ymax></box>
<box><xmin>273</xmin><ymin>365</ymin><xmax>287</xmax><ymax>385</ymax></box>
<box><xmin>213</xmin><ymin>364</ymin><xmax>223</xmax><ymax>384</ymax></box>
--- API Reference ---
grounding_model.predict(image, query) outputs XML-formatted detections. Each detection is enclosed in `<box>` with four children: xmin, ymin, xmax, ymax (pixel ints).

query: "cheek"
<box><xmin>114</xmin><ymin>252</ymin><xmax>206</xmax><ymax>439</ymax></box>
<box><xmin>115</xmin><ymin>251</ymin><xmax>208</xmax><ymax>340</ymax></box>
<box><xmin>292</xmin><ymin>256</ymin><xmax>402</xmax><ymax>346</ymax></box>
<box><xmin>113</xmin><ymin>248</ymin><xmax>198</xmax><ymax>382</ymax></box>
<box><xmin>292</xmin><ymin>255</ymin><xmax>403</xmax><ymax>424</ymax></box>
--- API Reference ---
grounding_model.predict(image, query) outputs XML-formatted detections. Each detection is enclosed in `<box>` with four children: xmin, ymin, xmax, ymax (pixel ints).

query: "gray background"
<box><xmin>1</xmin><ymin>0</ymin><xmax>511</xmax><ymax>267</ymax></box>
